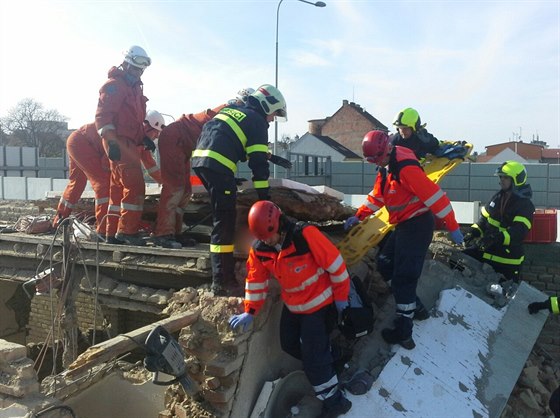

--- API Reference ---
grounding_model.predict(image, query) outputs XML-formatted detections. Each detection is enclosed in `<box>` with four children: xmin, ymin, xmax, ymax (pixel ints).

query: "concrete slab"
<box><xmin>345</xmin><ymin>282</ymin><xmax>548</xmax><ymax>418</ymax></box>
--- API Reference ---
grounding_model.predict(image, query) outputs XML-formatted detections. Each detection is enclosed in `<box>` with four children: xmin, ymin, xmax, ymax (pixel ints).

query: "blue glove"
<box><xmin>228</xmin><ymin>313</ymin><xmax>253</xmax><ymax>332</ymax></box>
<box><xmin>335</xmin><ymin>300</ymin><xmax>348</xmax><ymax>314</ymax></box>
<box><xmin>449</xmin><ymin>229</ymin><xmax>464</xmax><ymax>245</ymax></box>
<box><xmin>344</xmin><ymin>216</ymin><xmax>360</xmax><ymax>231</ymax></box>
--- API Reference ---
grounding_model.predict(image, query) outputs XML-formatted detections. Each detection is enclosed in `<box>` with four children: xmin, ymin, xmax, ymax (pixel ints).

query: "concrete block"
<box><xmin>2</xmin><ymin>177</ymin><xmax>27</xmax><ymax>200</ymax></box>
<box><xmin>27</xmin><ymin>178</ymin><xmax>53</xmax><ymax>200</ymax></box>
<box><xmin>0</xmin><ymin>341</ymin><xmax>27</xmax><ymax>363</ymax></box>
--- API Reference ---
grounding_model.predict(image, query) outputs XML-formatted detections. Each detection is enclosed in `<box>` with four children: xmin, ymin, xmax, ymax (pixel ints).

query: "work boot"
<box><xmin>105</xmin><ymin>236</ymin><xmax>124</xmax><ymax>245</ymax></box>
<box><xmin>382</xmin><ymin>316</ymin><xmax>415</xmax><ymax>350</ymax></box>
<box><xmin>414</xmin><ymin>299</ymin><xmax>430</xmax><ymax>321</ymax></box>
<box><xmin>381</xmin><ymin>328</ymin><xmax>416</xmax><ymax>350</ymax></box>
<box><xmin>115</xmin><ymin>232</ymin><xmax>146</xmax><ymax>246</ymax></box>
<box><xmin>332</xmin><ymin>344</ymin><xmax>353</xmax><ymax>376</ymax></box>
<box><xmin>151</xmin><ymin>234</ymin><xmax>182</xmax><ymax>249</ymax></box>
<box><xmin>321</xmin><ymin>389</ymin><xmax>352</xmax><ymax>418</ymax></box>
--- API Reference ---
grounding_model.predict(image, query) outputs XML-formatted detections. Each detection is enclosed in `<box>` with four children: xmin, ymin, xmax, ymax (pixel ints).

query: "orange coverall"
<box><xmin>95</xmin><ymin>66</ymin><xmax>148</xmax><ymax>236</ymax></box>
<box><xmin>154</xmin><ymin>105</ymin><xmax>225</xmax><ymax>237</ymax></box>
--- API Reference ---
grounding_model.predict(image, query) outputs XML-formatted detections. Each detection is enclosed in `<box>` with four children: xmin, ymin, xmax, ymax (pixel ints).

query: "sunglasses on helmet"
<box><xmin>131</xmin><ymin>55</ymin><xmax>151</xmax><ymax>67</ymax></box>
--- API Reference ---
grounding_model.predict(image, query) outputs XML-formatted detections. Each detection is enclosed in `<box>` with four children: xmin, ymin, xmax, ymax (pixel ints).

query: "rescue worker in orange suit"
<box><xmin>344</xmin><ymin>130</ymin><xmax>464</xmax><ymax>349</ymax></box>
<box><xmin>192</xmin><ymin>84</ymin><xmax>287</xmax><ymax>295</ymax></box>
<box><xmin>462</xmin><ymin>161</ymin><xmax>534</xmax><ymax>284</ymax></box>
<box><xmin>105</xmin><ymin>110</ymin><xmax>165</xmax><ymax>244</ymax></box>
<box><xmin>229</xmin><ymin>201</ymin><xmax>352</xmax><ymax>418</ymax></box>
<box><xmin>391</xmin><ymin>107</ymin><xmax>440</xmax><ymax>160</ymax></box>
<box><xmin>151</xmin><ymin>88</ymin><xmax>255</xmax><ymax>249</ymax></box>
<box><xmin>95</xmin><ymin>45</ymin><xmax>151</xmax><ymax>246</ymax></box>
<box><xmin>53</xmin><ymin>112</ymin><xmax>164</xmax><ymax>242</ymax></box>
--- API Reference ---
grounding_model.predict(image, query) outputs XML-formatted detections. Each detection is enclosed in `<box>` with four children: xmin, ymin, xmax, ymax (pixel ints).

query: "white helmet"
<box><xmin>251</xmin><ymin>84</ymin><xmax>287</xmax><ymax>120</ymax></box>
<box><xmin>236</xmin><ymin>87</ymin><xmax>255</xmax><ymax>103</ymax></box>
<box><xmin>145</xmin><ymin>110</ymin><xmax>165</xmax><ymax>132</ymax></box>
<box><xmin>123</xmin><ymin>45</ymin><xmax>151</xmax><ymax>69</ymax></box>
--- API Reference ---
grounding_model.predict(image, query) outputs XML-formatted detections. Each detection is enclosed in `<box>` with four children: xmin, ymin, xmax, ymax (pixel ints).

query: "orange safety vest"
<box><xmin>356</xmin><ymin>146</ymin><xmax>459</xmax><ymax>231</ymax></box>
<box><xmin>244</xmin><ymin>222</ymin><xmax>350</xmax><ymax>315</ymax></box>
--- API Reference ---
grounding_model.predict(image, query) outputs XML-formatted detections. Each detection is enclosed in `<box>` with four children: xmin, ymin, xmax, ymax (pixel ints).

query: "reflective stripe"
<box><xmin>435</xmin><ymin>204</ymin><xmax>452</xmax><ymax>218</ymax></box>
<box><xmin>108</xmin><ymin>205</ymin><xmax>120</xmax><ymax>212</ymax></box>
<box><xmin>397</xmin><ymin>302</ymin><xmax>417</xmax><ymax>311</ymax></box>
<box><xmin>327</xmin><ymin>255</ymin><xmax>344</xmax><ymax>273</ymax></box>
<box><xmin>365</xmin><ymin>201</ymin><xmax>379</xmax><ymax>211</ymax></box>
<box><xmin>286</xmin><ymin>287</ymin><xmax>333</xmax><ymax>312</ymax></box>
<box><xmin>175</xmin><ymin>207</ymin><xmax>184</xmax><ymax>215</ymax></box>
<box><xmin>121</xmin><ymin>202</ymin><xmax>143</xmax><ymax>211</ymax></box>
<box><xmin>210</xmin><ymin>244</ymin><xmax>234</xmax><ymax>253</ymax></box>
<box><xmin>59</xmin><ymin>198</ymin><xmax>75</xmax><ymax>209</ymax></box>
<box><xmin>246</xmin><ymin>144</ymin><xmax>269</xmax><ymax>154</ymax></box>
<box><xmin>246</xmin><ymin>280</ymin><xmax>269</xmax><ymax>291</ymax></box>
<box><xmin>313</xmin><ymin>374</ymin><xmax>339</xmax><ymax>400</ymax></box>
<box><xmin>424</xmin><ymin>189</ymin><xmax>444</xmax><ymax>207</ymax></box>
<box><xmin>285</xmin><ymin>269</ymin><xmax>323</xmax><ymax>293</ymax></box>
<box><xmin>245</xmin><ymin>292</ymin><xmax>267</xmax><ymax>302</ymax></box>
<box><xmin>192</xmin><ymin>149</ymin><xmax>237</xmax><ymax>173</ymax></box>
<box><xmin>95</xmin><ymin>197</ymin><xmax>109</xmax><ymax>205</ymax></box>
<box><xmin>214</xmin><ymin>113</ymin><xmax>247</xmax><ymax>147</ymax></box>
<box><xmin>408</xmin><ymin>207</ymin><xmax>430</xmax><ymax>218</ymax></box>
<box><xmin>503</xmin><ymin>230</ymin><xmax>511</xmax><ymax>246</ymax></box>
<box><xmin>330</xmin><ymin>270</ymin><xmax>349</xmax><ymax>283</ymax></box>
<box><xmin>483</xmin><ymin>252</ymin><xmax>524</xmax><ymax>265</ymax></box>
<box><xmin>551</xmin><ymin>296</ymin><xmax>559</xmax><ymax>314</ymax></box>
<box><xmin>387</xmin><ymin>197</ymin><xmax>419</xmax><ymax>212</ymax></box>
<box><xmin>146</xmin><ymin>166</ymin><xmax>159</xmax><ymax>174</ymax></box>
<box><xmin>513</xmin><ymin>215</ymin><xmax>532</xmax><ymax>230</ymax></box>
<box><xmin>253</xmin><ymin>180</ymin><xmax>269</xmax><ymax>189</ymax></box>
<box><xmin>482</xmin><ymin>207</ymin><xmax>501</xmax><ymax>228</ymax></box>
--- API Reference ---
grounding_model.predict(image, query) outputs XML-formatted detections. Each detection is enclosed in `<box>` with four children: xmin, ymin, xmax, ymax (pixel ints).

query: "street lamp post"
<box><xmin>274</xmin><ymin>0</ymin><xmax>326</xmax><ymax>178</ymax></box>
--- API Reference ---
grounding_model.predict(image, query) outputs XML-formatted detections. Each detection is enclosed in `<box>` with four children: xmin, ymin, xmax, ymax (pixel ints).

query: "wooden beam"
<box><xmin>65</xmin><ymin>310</ymin><xmax>200</xmax><ymax>378</ymax></box>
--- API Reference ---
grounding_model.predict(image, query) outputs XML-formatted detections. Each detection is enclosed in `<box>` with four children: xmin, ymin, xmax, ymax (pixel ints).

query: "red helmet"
<box><xmin>362</xmin><ymin>130</ymin><xmax>391</xmax><ymax>165</ymax></box>
<box><xmin>248</xmin><ymin>201</ymin><xmax>282</xmax><ymax>240</ymax></box>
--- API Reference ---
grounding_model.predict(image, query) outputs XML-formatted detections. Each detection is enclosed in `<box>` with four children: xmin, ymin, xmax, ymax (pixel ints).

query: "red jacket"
<box><xmin>95</xmin><ymin>66</ymin><xmax>148</xmax><ymax>145</ymax></box>
<box><xmin>244</xmin><ymin>222</ymin><xmax>350</xmax><ymax>315</ymax></box>
<box><xmin>356</xmin><ymin>146</ymin><xmax>459</xmax><ymax>231</ymax></box>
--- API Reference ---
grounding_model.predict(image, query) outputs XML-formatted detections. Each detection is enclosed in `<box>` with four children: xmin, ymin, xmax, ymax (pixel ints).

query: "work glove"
<box><xmin>228</xmin><ymin>312</ymin><xmax>253</xmax><ymax>332</ymax></box>
<box><xmin>143</xmin><ymin>136</ymin><xmax>156</xmax><ymax>152</ymax></box>
<box><xmin>269</xmin><ymin>154</ymin><xmax>292</xmax><ymax>169</ymax></box>
<box><xmin>256</xmin><ymin>188</ymin><xmax>270</xmax><ymax>201</ymax></box>
<box><xmin>235</xmin><ymin>178</ymin><xmax>248</xmax><ymax>186</ymax></box>
<box><xmin>344</xmin><ymin>216</ymin><xmax>360</xmax><ymax>231</ymax></box>
<box><xmin>335</xmin><ymin>300</ymin><xmax>348</xmax><ymax>315</ymax></box>
<box><xmin>463</xmin><ymin>228</ymin><xmax>481</xmax><ymax>246</ymax></box>
<box><xmin>449</xmin><ymin>229</ymin><xmax>464</xmax><ymax>245</ymax></box>
<box><xmin>480</xmin><ymin>231</ymin><xmax>502</xmax><ymax>250</ymax></box>
<box><xmin>107</xmin><ymin>141</ymin><xmax>121</xmax><ymax>161</ymax></box>
<box><xmin>528</xmin><ymin>297</ymin><xmax>558</xmax><ymax>314</ymax></box>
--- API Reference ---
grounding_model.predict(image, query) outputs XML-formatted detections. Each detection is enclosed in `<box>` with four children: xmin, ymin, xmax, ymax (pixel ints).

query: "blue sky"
<box><xmin>1</xmin><ymin>0</ymin><xmax>558</xmax><ymax>154</ymax></box>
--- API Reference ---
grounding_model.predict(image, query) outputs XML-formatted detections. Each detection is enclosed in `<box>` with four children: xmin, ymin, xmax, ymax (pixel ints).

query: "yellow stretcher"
<box><xmin>337</xmin><ymin>143</ymin><xmax>473</xmax><ymax>266</ymax></box>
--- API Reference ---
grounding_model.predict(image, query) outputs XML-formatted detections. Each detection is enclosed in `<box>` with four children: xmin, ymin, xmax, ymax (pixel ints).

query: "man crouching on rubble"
<box><xmin>344</xmin><ymin>130</ymin><xmax>463</xmax><ymax>350</ymax></box>
<box><xmin>229</xmin><ymin>201</ymin><xmax>352</xmax><ymax>417</ymax></box>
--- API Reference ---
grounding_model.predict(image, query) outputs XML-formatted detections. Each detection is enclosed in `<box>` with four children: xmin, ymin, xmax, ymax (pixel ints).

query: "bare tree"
<box><xmin>1</xmin><ymin>98</ymin><xmax>69</xmax><ymax>156</ymax></box>
<box><xmin>277</xmin><ymin>133</ymin><xmax>299</xmax><ymax>152</ymax></box>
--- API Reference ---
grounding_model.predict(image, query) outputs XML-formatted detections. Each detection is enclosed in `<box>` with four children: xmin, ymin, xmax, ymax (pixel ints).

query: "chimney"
<box><xmin>308</xmin><ymin>119</ymin><xmax>326</xmax><ymax>136</ymax></box>
<box><xmin>343</xmin><ymin>99</ymin><xmax>349</xmax><ymax>106</ymax></box>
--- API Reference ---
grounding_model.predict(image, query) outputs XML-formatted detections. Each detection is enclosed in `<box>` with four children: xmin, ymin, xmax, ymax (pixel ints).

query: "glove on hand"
<box><xmin>463</xmin><ymin>228</ymin><xmax>481</xmax><ymax>246</ymax></box>
<box><xmin>269</xmin><ymin>154</ymin><xmax>292</xmax><ymax>169</ymax></box>
<box><xmin>256</xmin><ymin>188</ymin><xmax>270</xmax><ymax>201</ymax></box>
<box><xmin>449</xmin><ymin>229</ymin><xmax>464</xmax><ymax>245</ymax></box>
<box><xmin>235</xmin><ymin>178</ymin><xmax>248</xmax><ymax>186</ymax></box>
<box><xmin>344</xmin><ymin>216</ymin><xmax>360</xmax><ymax>231</ymax></box>
<box><xmin>335</xmin><ymin>300</ymin><xmax>348</xmax><ymax>314</ymax></box>
<box><xmin>480</xmin><ymin>231</ymin><xmax>502</xmax><ymax>250</ymax></box>
<box><xmin>108</xmin><ymin>141</ymin><xmax>121</xmax><ymax>161</ymax></box>
<box><xmin>228</xmin><ymin>313</ymin><xmax>253</xmax><ymax>332</ymax></box>
<box><xmin>528</xmin><ymin>299</ymin><xmax>551</xmax><ymax>314</ymax></box>
<box><xmin>143</xmin><ymin>136</ymin><xmax>156</xmax><ymax>152</ymax></box>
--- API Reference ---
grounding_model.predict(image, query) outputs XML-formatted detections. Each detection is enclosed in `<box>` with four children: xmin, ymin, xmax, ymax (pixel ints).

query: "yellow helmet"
<box><xmin>495</xmin><ymin>160</ymin><xmax>527</xmax><ymax>186</ymax></box>
<box><xmin>393</xmin><ymin>107</ymin><xmax>421</xmax><ymax>132</ymax></box>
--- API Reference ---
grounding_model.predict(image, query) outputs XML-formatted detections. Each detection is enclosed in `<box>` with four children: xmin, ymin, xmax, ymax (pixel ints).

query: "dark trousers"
<box><xmin>376</xmin><ymin>211</ymin><xmax>434</xmax><ymax>336</ymax></box>
<box><xmin>462</xmin><ymin>247</ymin><xmax>521</xmax><ymax>283</ymax></box>
<box><xmin>279</xmin><ymin>305</ymin><xmax>336</xmax><ymax>397</ymax></box>
<box><xmin>193</xmin><ymin>167</ymin><xmax>237</xmax><ymax>286</ymax></box>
